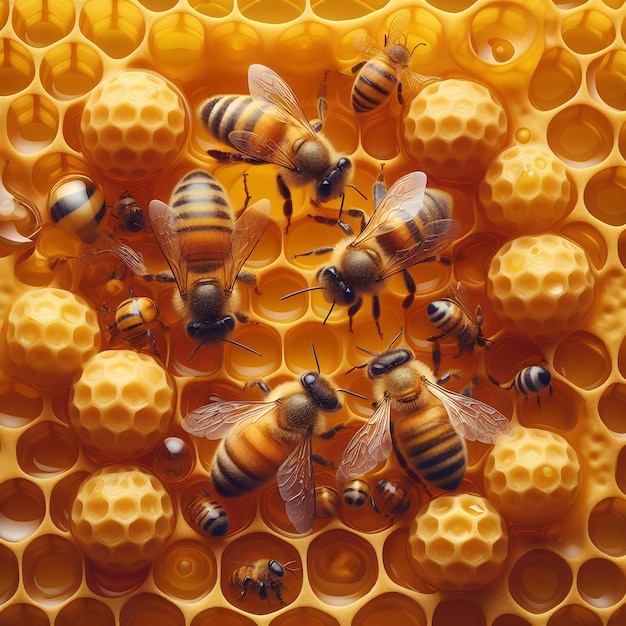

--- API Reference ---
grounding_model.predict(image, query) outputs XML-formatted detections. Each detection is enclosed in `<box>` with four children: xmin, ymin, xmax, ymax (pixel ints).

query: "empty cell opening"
<box><xmin>553</xmin><ymin>331</ymin><xmax>610</xmax><ymax>390</ymax></box>
<box><xmin>119</xmin><ymin>593</ymin><xmax>185</xmax><ymax>626</ymax></box>
<box><xmin>12</xmin><ymin>0</ymin><xmax>75</xmax><ymax>47</ymax></box>
<box><xmin>0</xmin><ymin>382</ymin><xmax>43</xmax><ymax>427</ymax></box>
<box><xmin>79</xmin><ymin>0</ymin><xmax>145</xmax><ymax>59</ymax></box>
<box><xmin>0</xmin><ymin>478</ymin><xmax>46</xmax><ymax>542</ymax></box>
<box><xmin>547</xmin><ymin>605</ymin><xmax>602</xmax><ymax>626</ymax></box>
<box><xmin>0</xmin><ymin>39</ymin><xmax>35</xmax><ymax>96</ymax></box>
<box><xmin>149</xmin><ymin>13</ymin><xmax>205</xmax><ymax>71</ymax></box>
<box><xmin>188</xmin><ymin>0</ymin><xmax>233</xmax><ymax>17</ymax></box>
<box><xmin>40</xmin><ymin>43</ymin><xmax>103</xmax><ymax>100</ymax></box>
<box><xmin>16</xmin><ymin>421</ymin><xmax>79</xmax><ymax>478</ymax></box>
<box><xmin>284</xmin><ymin>323</ymin><xmax>343</xmax><ymax>375</ymax></box>
<box><xmin>598</xmin><ymin>384</ymin><xmax>626</xmax><ymax>434</ymax></box>
<box><xmin>584</xmin><ymin>167</ymin><xmax>626</xmax><ymax>226</ymax></box>
<box><xmin>588</xmin><ymin>498</ymin><xmax>626</xmax><ymax>557</ymax></box>
<box><xmin>55</xmin><ymin>598</ymin><xmax>115</xmax><ymax>626</ymax></box>
<box><xmin>432</xmin><ymin>597</ymin><xmax>486</xmax><ymax>626</ymax></box>
<box><xmin>353</xmin><ymin>592</ymin><xmax>427</xmax><ymax>625</ymax></box>
<box><xmin>561</xmin><ymin>9</ymin><xmax>616</xmax><ymax>54</ymax></box>
<box><xmin>591</xmin><ymin>50</ymin><xmax>626</xmax><ymax>110</ymax></box>
<box><xmin>7</xmin><ymin>94</ymin><xmax>59</xmax><ymax>154</ymax></box>
<box><xmin>0</xmin><ymin>544</ymin><xmax>19</xmax><ymax>605</ymax></box>
<box><xmin>223</xmin><ymin>323</ymin><xmax>282</xmax><ymax>382</ymax></box>
<box><xmin>238</xmin><ymin>0</ymin><xmax>305</xmax><ymax>23</ymax></box>
<box><xmin>529</xmin><ymin>48</ymin><xmax>582</xmax><ymax>111</ymax></box>
<box><xmin>311</xmin><ymin>0</ymin><xmax>390</xmax><ymax>20</ymax></box>
<box><xmin>577</xmin><ymin>558</ymin><xmax>625</xmax><ymax>608</ymax></box>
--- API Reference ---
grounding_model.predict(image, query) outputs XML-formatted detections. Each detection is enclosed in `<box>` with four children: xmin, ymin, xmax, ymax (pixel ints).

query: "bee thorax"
<box><xmin>342</xmin><ymin>249</ymin><xmax>380</xmax><ymax>290</ymax></box>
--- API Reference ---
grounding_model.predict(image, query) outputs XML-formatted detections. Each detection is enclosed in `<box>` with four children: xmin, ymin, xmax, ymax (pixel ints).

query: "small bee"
<box><xmin>230</xmin><ymin>558</ymin><xmax>298</xmax><ymax>605</ymax></box>
<box><xmin>182</xmin><ymin>349</ymin><xmax>355</xmax><ymax>533</ymax></box>
<box><xmin>314</xmin><ymin>486</ymin><xmax>341</xmax><ymax>520</ymax></box>
<box><xmin>200</xmin><ymin>64</ymin><xmax>353</xmax><ymax>231</ymax></box>
<box><xmin>48</xmin><ymin>176</ymin><xmax>148</xmax><ymax>278</ymax></box>
<box><xmin>147</xmin><ymin>170</ymin><xmax>270</xmax><ymax>357</ymax></box>
<box><xmin>113</xmin><ymin>190</ymin><xmax>146</xmax><ymax>232</ymax></box>
<box><xmin>100</xmin><ymin>288</ymin><xmax>163</xmax><ymax>356</ymax></box>
<box><xmin>427</xmin><ymin>281</ymin><xmax>491</xmax><ymax>375</ymax></box>
<box><xmin>186</xmin><ymin>489</ymin><xmax>229</xmax><ymax>537</ymax></box>
<box><xmin>350</xmin><ymin>9</ymin><xmax>433</xmax><ymax>113</ymax></box>
<box><xmin>489</xmin><ymin>365</ymin><xmax>553</xmax><ymax>407</ymax></box>
<box><xmin>285</xmin><ymin>170</ymin><xmax>461</xmax><ymax>338</ymax></box>
<box><xmin>342</xmin><ymin>479</ymin><xmax>371</xmax><ymax>507</ymax></box>
<box><xmin>370</xmin><ymin>478</ymin><xmax>411</xmax><ymax>518</ymax></box>
<box><xmin>337</xmin><ymin>335</ymin><xmax>513</xmax><ymax>491</ymax></box>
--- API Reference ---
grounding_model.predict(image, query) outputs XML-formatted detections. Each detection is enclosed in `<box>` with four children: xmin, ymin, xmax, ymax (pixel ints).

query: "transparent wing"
<box><xmin>386</xmin><ymin>9</ymin><xmax>410</xmax><ymax>45</ymax></box>
<box><xmin>228</xmin><ymin>130</ymin><xmax>299</xmax><ymax>171</ymax></box>
<box><xmin>226</xmin><ymin>198</ymin><xmax>271</xmax><ymax>291</ymax></box>
<box><xmin>422</xmin><ymin>378</ymin><xmax>513</xmax><ymax>443</ymax></box>
<box><xmin>247</xmin><ymin>64</ymin><xmax>315</xmax><ymax>137</ymax></box>
<box><xmin>105</xmin><ymin>236</ymin><xmax>148</xmax><ymax>277</ymax></box>
<box><xmin>446</xmin><ymin>281</ymin><xmax>481</xmax><ymax>327</ymax></box>
<box><xmin>277</xmin><ymin>431</ymin><xmax>315</xmax><ymax>534</ymax></box>
<box><xmin>182</xmin><ymin>396</ymin><xmax>280</xmax><ymax>439</ymax></box>
<box><xmin>147</xmin><ymin>199</ymin><xmax>189</xmax><ymax>297</ymax></box>
<box><xmin>352</xmin><ymin>32</ymin><xmax>385</xmax><ymax>58</ymax></box>
<box><xmin>378</xmin><ymin>218</ymin><xmax>462</xmax><ymax>280</ymax></box>
<box><xmin>352</xmin><ymin>171</ymin><xmax>427</xmax><ymax>247</ymax></box>
<box><xmin>336</xmin><ymin>395</ymin><xmax>393</xmax><ymax>485</ymax></box>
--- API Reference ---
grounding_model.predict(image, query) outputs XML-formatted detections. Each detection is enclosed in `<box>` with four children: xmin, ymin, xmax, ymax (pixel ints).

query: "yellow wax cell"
<box><xmin>407</xmin><ymin>492</ymin><xmax>509</xmax><ymax>591</ymax></box>
<box><xmin>483</xmin><ymin>426</ymin><xmax>581</xmax><ymax>525</ymax></box>
<box><xmin>70</xmin><ymin>465</ymin><xmax>175</xmax><ymax>572</ymax></box>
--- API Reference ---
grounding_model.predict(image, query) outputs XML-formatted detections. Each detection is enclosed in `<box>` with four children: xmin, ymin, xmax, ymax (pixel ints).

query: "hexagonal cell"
<box><xmin>588</xmin><ymin>498</ymin><xmax>626</xmax><ymax>557</ymax></box>
<box><xmin>432</xmin><ymin>597</ymin><xmax>486</xmax><ymax>626</ymax></box>
<box><xmin>493</xmin><ymin>617</ymin><xmax>532</xmax><ymax>626</ymax></box>
<box><xmin>0</xmin><ymin>604</ymin><xmax>49</xmax><ymax>626</ymax></box>
<box><xmin>553</xmin><ymin>330</ymin><xmax>611</xmax><ymax>390</ymax></box>
<box><xmin>590</xmin><ymin>50</ymin><xmax>626</xmax><ymax>111</ymax></box>
<box><xmin>509</xmin><ymin>549</ymin><xmax>572</xmax><ymax>613</ymax></box>
<box><xmin>353</xmin><ymin>592</ymin><xmax>427</xmax><ymax>625</ymax></box>
<box><xmin>547</xmin><ymin>605</ymin><xmax>602</xmax><ymax>626</ymax></box>
<box><xmin>223</xmin><ymin>323</ymin><xmax>283</xmax><ymax>382</ymax></box>
<box><xmin>284</xmin><ymin>322</ymin><xmax>343</xmax><ymax>375</ymax></box>
<box><xmin>561</xmin><ymin>9</ymin><xmax>616</xmax><ymax>54</ymax></box>
<box><xmin>50</xmin><ymin>471</ymin><xmax>89</xmax><ymax>533</ymax></box>
<box><xmin>0</xmin><ymin>478</ymin><xmax>46</xmax><ymax>542</ymax></box>
<box><xmin>0</xmin><ymin>381</ymin><xmax>43</xmax><ymax>428</ymax></box>
<box><xmin>584</xmin><ymin>166</ymin><xmax>626</xmax><ymax>227</ymax></box>
<box><xmin>559</xmin><ymin>221</ymin><xmax>607</xmax><ymax>270</ymax></box>
<box><xmin>383</xmin><ymin>528</ymin><xmax>437</xmax><ymax>593</ymax></box>
<box><xmin>529</xmin><ymin>48</ymin><xmax>582</xmax><ymax>111</ymax></box>
<box><xmin>55</xmin><ymin>598</ymin><xmax>115</xmax><ymax>626</ymax></box>
<box><xmin>0</xmin><ymin>543</ymin><xmax>19</xmax><ymax>604</ymax></box>
<box><xmin>7</xmin><ymin>93</ymin><xmax>59</xmax><ymax>154</ymax></box>
<box><xmin>252</xmin><ymin>268</ymin><xmax>310</xmax><ymax>324</ymax></box>
<box><xmin>119</xmin><ymin>593</ymin><xmax>184</xmax><ymax>626</ymax></box>
<box><xmin>599</xmin><ymin>385</ymin><xmax>626</xmax><ymax>435</ymax></box>
<box><xmin>0</xmin><ymin>38</ymin><xmax>35</xmax><ymax>96</ymax></box>
<box><xmin>308</xmin><ymin>529</ymin><xmax>377</xmax><ymax>605</ymax></box>
<box><xmin>238</xmin><ymin>0</ymin><xmax>304</xmax><ymax>22</ymax></box>
<box><xmin>577</xmin><ymin>558</ymin><xmax>625</xmax><ymax>608</ymax></box>
<box><xmin>221</xmin><ymin>532</ymin><xmax>302</xmax><ymax>613</ymax></box>
<box><xmin>190</xmin><ymin>607</ymin><xmax>256</xmax><ymax>626</ymax></box>
<box><xmin>311</xmin><ymin>0</ymin><xmax>389</xmax><ymax>20</ymax></box>
<box><xmin>23</xmin><ymin>534</ymin><xmax>83</xmax><ymax>605</ymax></box>
<box><xmin>270</xmin><ymin>606</ymin><xmax>341</xmax><ymax>626</ymax></box>
<box><xmin>12</xmin><ymin>0</ymin><xmax>75</xmax><ymax>47</ymax></box>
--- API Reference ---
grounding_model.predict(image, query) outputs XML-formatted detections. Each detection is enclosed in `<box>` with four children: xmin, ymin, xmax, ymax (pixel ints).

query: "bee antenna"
<box><xmin>224</xmin><ymin>338</ymin><xmax>263</xmax><ymax>357</ymax></box>
<box><xmin>322</xmin><ymin>300</ymin><xmax>335</xmax><ymax>325</ymax></box>
<box><xmin>388</xmin><ymin>327</ymin><xmax>403</xmax><ymax>349</ymax></box>
<box><xmin>312</xmin><ymin>343</ymin><xmax>321</xmax><ymax>373</ymax></box>
<box><xmin>280</xmin><ymin>286</ymin><xmax>323</xmax><ymax>300</ymax></box>
<box><xmin>347</xmin><ymin>183</ymin><xmax>367</xmax><ymax>201</ymax></box>
<box><xmin>356</xmin><ymin>345</ymin><xmax>379</xmax><ymax>357</ymax></box>
<box><xmin>337</xmin><ymin>388</ymin><xmax>368</xmax><ymax>400</ymax></box>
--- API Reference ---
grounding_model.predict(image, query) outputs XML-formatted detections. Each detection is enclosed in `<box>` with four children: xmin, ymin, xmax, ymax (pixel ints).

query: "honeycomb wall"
<box><xmin>1</xmin><ymin>1</ymin><xmax>626</xmax><ymax>625</ymax></box>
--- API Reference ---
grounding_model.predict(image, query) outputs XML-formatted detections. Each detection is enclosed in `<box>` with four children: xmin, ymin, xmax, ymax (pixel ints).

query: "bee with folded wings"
<box><xmin>182</xmin><ymin>350</ymin><xmax>356</xmax><ymax>533</ymax></box>
<box><xmin>337</xmin><ymin>333</ymin><xmax>513</xmax><ymax>493</ymax></box>
<box><xmin>147</xmin><ymin>170</ymin><xmax>270</xmax><ymax>358</ymax></box>
<box><xmin>286</xmin><ymin>170</ymin><xmax>461</xmax><ymax>338</ymax></box>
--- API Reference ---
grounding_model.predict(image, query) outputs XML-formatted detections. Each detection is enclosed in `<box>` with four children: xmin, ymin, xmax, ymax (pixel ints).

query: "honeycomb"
<box><xmin>0</xmin><ymin>1</ymin><xmax>625</xmax><ymax>625</ymax></box>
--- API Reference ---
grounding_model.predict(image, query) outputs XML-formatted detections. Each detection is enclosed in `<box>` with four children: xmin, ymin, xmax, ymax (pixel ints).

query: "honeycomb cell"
<box><xmin>0</xmin><ymin>38</ymin><xmax>35</xmax><ymax>96</ymax></box>
<box><xmin>205</xmin><ymin>20</ymin><xmax>262</xmax><ymax>66</ymax></box>
<box><xmin>553</xmin><ymin>330</ymin><xmax>610</xmax><ymax>390</ymax></box>
<box><xmin>0</xmin><ymin>381</ymin><xmax>43</xmax><ymax>428</ymax></box>
<box><xmin>584</xmin><ymin>166</ymin><xmax>626</xmax><ymax>226</ymax></box>
<box><xmin>12</xmin><ymin>0</ymin><xmax>75</xmax><ymax>47</ymax></box>
<box><xmin>609</xmin><ymin>605</ymin><xmax>626</xmax><ymax>626</ymax></box>
<box><xmin>269</xmin><ymin>607</ymin><xmax>340</xmax><ymax>626</ymax></box>
<box><xmin>221</xmin><ymin>532</ymin><xmax>302</xmax><ymax>613</ymax></box>
<box><xmin>559</xmin><ymin>221</ymin><xmax>608</xmax><ymax>269</ymax></box>
<box><xmin>353</xmin><ymin>593</ymin><xmax>427</xmax><ymax>626</ymax></box>
<box><xmin>40</xmin><ymin>42</ymin><xmax>103</xmax><ymax>100</ymax></box>
<box><xmin>55</xmin><ymin>598</ymin><xmax>115</xmax><ymax>626</ymax></box>
<box><xmin>0</xmin><ymin>604</ymin><xmax>49</xmax><ymax>626</ymax></box>
<box><xmin>79</xmin><ymin>0</ymin><xmax>145</xmax><ymax>59</ymax></box>
<box><xmin>486</xmin><ymin>234</ymin><xmax>595</xmax><ymax>340</ymax></box>
<box><xmin>152</xmin><ymin>436</ymin><xmax>195</xmax><ymax>483</ymax></box>
<box><xmin>0</xmin><ymin>478</ymin><xmax>46</xmax><ymax>542</ymax></box>
<box><xmin>190</xmin><ymin>608</ymin><xmax>256</xmax><ymax>626</ymax></box>
<box><xmin>251</xmin><ymin>268</ymin><xmax>309</xmax><ymax>324</ymax></box>
<box><xmin>547</xmin><ymin>104</ymin><xmax>613</xmax><ymax>167</ymax></box>
<box><xmin>239</xmin><ymin>0</ymin><xmax>305</xmax><ymax>23</ymax></box>
<box><xmin>308</xmin><ymin>529</ymin><xmax>378</xmax><ymax>605</ymax></box>
<box><xmin>561</xmin><ymin>9</ymin><xmax>616</xmax><ymax>54</ymax></box>
<box><xmin>599</xmin><ymin>385</ymin><xmax>626</xmax><ymax>435</ymax></box>
<box><xmin>401</xmin><ymin>78</ymin><xmax>508</xmax><ymax>183</ymax></box>
<box><xmin>7</xmin><ymin>94</ymin><xmax>59</xmax><ymax>154</ymax></box>
<box><xmin>589</xmin><ymin>498</ymin><xmax>626</xmax><ymax>556</ymax></box>
<box><xmin>68</xmin><ymin>349</ymin><xmax>175</xmax><ymax>459</ymax></box>
<box><xmin>284</xmin><ymin>323</ymin><xmax>343</xmax><ymax>375</ymax></box>
<box><xmin>516</xmin><ymin>379</ymin><xmax>580</xmax><ymax>432</ymax></box>
<box><xmin>50</xmin><ymin>472</ymin><xmax>89</xmax><ymax>533</ymax></box>
<box><xmin>22</xmin><ymin>534</ymin><xmax>82</xmax><ymax>605</ymax></box>
<box><xmin>70</xmin><ymin>465</ymin><xmax>175</xmax><ymax>571</ymax></box>
<box><xmin>493</xmin><ymin>617</ymin><xmax>531</xmax><ymax>626</ymax></box>
<box><xmin>80</xmin><ymin>71</ymin><xmax>188</xmax><ymax>179</ymax></box>
<box><xmin>578</xmin><ymin>558</ymin><xmax>625</xmax><ymax>608</ymax></box>
<box><xmin>0</xmin><ymin>543</ymin><xmax>19</xmax><ymax>604</ymax></box>
<box><xmin>361</xmin><ymin>116</ymin><xmax>401</xmax><ymax>160</ymax></box>
<box><xmin>383</xmin><ymin>528</ymin><xmax>435</xmax><ymax>593</ymax></box>
<box><xmin>153</xmin><ymin>539</ymin><xmax>217</xmax><ymax>601</ymax></box>
<box><xmin>547</xmin><ymin>605</ymin><xmax>602</xmax><ymax>626</ymax></box>
<box><xmin>592</xmin><ymin>50</ymin><xmax>626</xmax><ymax>110</ymax></box>
<box><xmin>223</xmin><ymin>323</ymin><xmax>282</xmax><ymax>382</ymax></box>
<box><xmin>408</xmin><ymin>493</ymin><xmax>509</xmax><ymax>591</ymax></box>
<box><xmin>188</xmin><ymin>0</ymin><xmax>233</xmax><ymax>17</ymax></box>
<box><xmin>479</xmin><ymin>144</ymin><xmax>572</xmax><ymax>235</ymax></box>
<box><xmin>483</xmin><ymin>427</ymin><xmax>581</xmax><ymax>525</ymax></box>
<box><xmin>16</xmin><ymin>420</ymin><xmax>79</xmax><ymax>478</ymax></box>
<box><xmin>311</xmin><ymin>0</ymin><xmax>389</xmax><ymax>20</ymax></box>
<box><xmin>119</xmin><ymin>593</ymin><xmax>184</xmax><ymax>626</ymax></box>
<box><xmin>508</xmin><ymin>549</ymin><xmax>572</xmax><ymax>613</ymax></box>
<box><xmin>431</xmin><ymin>597</ymin><xmax>486</xmax><ymax>626</ymax></box>
<box><xmin>529</xmin><ymin>48</ymin><xmax>582</xmax><ymax>111</ymax></box>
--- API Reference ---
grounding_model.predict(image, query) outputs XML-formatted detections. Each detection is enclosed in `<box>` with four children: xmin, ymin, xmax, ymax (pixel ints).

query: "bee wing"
<box><xmin>225</xmin><ymin>198</ymin><xmax>271</xmax><ymax>291</ymax></box>
<box><xmin>104</xmin><ymin>236</ymin><xmax>148</xmax><ymax>277</ymax></box>
<box><xmin>247</xmin><ymin>64</ymin><xmax>315</xmax><ymax>137</ymax></box>
<box><xmin>352</xmin><ymin>32</ymin><xmax>385</xmax><ymax>58</ymax></box>
<box><xmin>352</xmin><ymin>171</ymin><xmax>427</xmax><ymax>247</ymax></box>
<box><xmin>148</xmin><ymin>199</ymin><xmax>190</xmax><ymax>297</ymax></box>
<box><xmin>277</xmin><ymin>430</ymin><xmax>315</xmax><ymax>534</ymax></box>
<box><xmin>228</xmin><ymin>130</ymin><xmax>300</xmax><ymax>172</ymax></box>
<box><xmin>446</xmin><ymin>281</ymin><xmax>481</xmax><ymax>326</ymax></box>
<box><xmin>336</xmin><ymin>395</ymin><xmax>393</xmax><ymax>485</ymax></box>
<box><xmin>182</xmin><ymin>398</ymin><xmax>280</xmax><ymax>439</ymax></box>
<box><xmin>378</xmin><ymin>218</ymin><xmax>462</xmax><ymax>280</ymax></box>
<box><xmin>422</xmin><ymin>378</ymin><xmax>514</xmax><ymax>444</ymax></box>
<box><xmin>386</xmin><ymin>9</ymin><xmax>410</xmax><ymax>44</ymax></box>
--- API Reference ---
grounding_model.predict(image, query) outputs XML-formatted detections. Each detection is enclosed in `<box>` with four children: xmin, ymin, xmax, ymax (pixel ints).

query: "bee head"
<box><xmin>301</xmin><ymin>372</ymin><xmax>342</xmax><ymax>412</ymax></box>
<box><xmin>186</xmin><ymin>316</ymin><xmax>235</xmax><ymax>343</ymax></box>
<box><xmin>268</xmin><ymin>560</ymin><xmax>286</xmax><ymax>577</ymax></box>
<box><xmin>368</xmin><ymin>348</ymin><xmax>413</xmax><ymax>379</ymax></box>
<box><xmin>317</xmin><ymin>266</ymin><xmax>356</xmax><ymax>306</ymax></box>
<box><xmin>315</xmin><ymin>157</ymin><xmax>352</xmax><ymax>203</ymax></box>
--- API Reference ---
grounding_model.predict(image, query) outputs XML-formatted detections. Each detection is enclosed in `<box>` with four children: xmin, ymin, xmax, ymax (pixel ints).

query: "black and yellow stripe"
<box><xmin>351</xmin><ymin>59</ymin><xmax>398</xmax><ymax>113</ymax></box>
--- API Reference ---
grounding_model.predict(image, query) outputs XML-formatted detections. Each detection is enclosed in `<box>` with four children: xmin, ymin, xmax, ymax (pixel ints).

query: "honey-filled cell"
<box><xmin>0</xmin><ymin>604</ymin><xmax>49</xmax><ymax>626</ymax></box>
<box><xmin>269</xmin><ymin>606</ymin><xmax>341</xmax><ymax>626</ymax></box>
<box><xmin>553</xmin><ymin>330</ymin><xmax>611</xmax><ymax>390</ymax></box>
<box><xmin>353</xmin><ymin>592</ymin><xmax>427</xmax><ymax>626</ymax></box>
<box><xmin>7</xmin><ymin>93</ymin><xmax>59</xmax><ymax>154</ymax></box>
<box><xmin>584</xmin><ymin>166</ymin><xmax>626</xmax><ymax>227</ymax></box>
<box><xmin>190</xmin><ymin>607</ymin><xmax>256</xmax><ymax>626</ymax></box>
<box><xmin>0</xmin><ymin>38</ymin><xmax>35</xmax><ymax>96</ymax></box>
<box><xmin>577</xmin><ymin>558</ymin><xmax>626</xmax><ymax>609</ymax></box>
<box><xmin>0</xmin><ymin>381</ymin><xmax>43</xmax><ymax>428</ymax></box>
<box><xmin>592</xmin><ymin>50</ymin><xmax>626</xmax><ymax>111</ymax></box>
<box><xmin>0</xmin><ymin>543</ymin><xmax>19</xmax><ymax>605</ymax></box>
<box><xmin>561</xmin><ymin>9</ymin><xmax>616</xmax><ymax>55</ymax></box>
<box><xmin>547</xmin><ymin>605</ymin><xmax>602</xmax><ymax>626</ymax></box>
<box><xmin>431</xmin><ymin>597</ymin><xmax>486</xmax><ymax>626</ymax></box>
<box><xmin>55</xmin><ymin>598</ymin><xmax>116</xmax><ymax>626</ymax></box>
<box><xmin>12</xmin><ymin>0</ymin><xmax>75</xmax><ymax>47</ymax></box>
<box><xmin>119</xmin><ymin>593</ymin><xmax>185</xmax><ymax>626</ymax></box>
<box><xmin>0</xmin><ymin>478</ymin><xmax>46</xmax><ymax>542</ymax></box>
<box><xmin>529</xmin><ymin>47</ymin><xmax>582</xmax><ymax>111</ymax></box>
<box><xmin>588</xmin><ymin>497</ymin><xmax>626</xmax><ymax>557</ymax></box>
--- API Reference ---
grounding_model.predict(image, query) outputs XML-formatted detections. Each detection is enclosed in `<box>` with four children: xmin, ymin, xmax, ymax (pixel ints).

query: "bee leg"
<box><xmin>238</xmin><ymin>577</ymin><xmax>253</xmax><ymax>599</ymax></box>
<box><xmin>276</xmin><ymin>174</ymin><xmax>293</xmax><ymax>233</ymax></box>
<box><xmin>351</xmin><ymin>60</ymin><xmax>367</xmax><ymax>74</ymax></box>
<box><xmin>401</xmin><ymin>269</ymin><xmax>416</xmax><ymax>309</ymax></box>
<box><xmin>347</xmin><ymin>298</ymin><xmax>363</xmax><ymax>333</ymax></box>
<box><xmin>238</xmin><ymin>172</ymin><xmax>251</xmax><ymax>216</ymax></box>
<box><xmin>372</xmin><ymin>295</ymin><xmax>383</xmax><ymax>339</ymax></box>
<box><xmin>373</xmin><ymin>165</ymin><xmax>386</xmax><ymax>209</ymax></box>
<box><xmin>146</xmin><ymin>329</ymin><xmax>161</xmax><ymax>357</ymax></box>
<box><xmin>311</xmin><ymin>453</ymin><xmax>336</xmax><ymax>469</ymax></box>
<box><xmin>244</xmin><ymin>378</ymin><xmax>272</xmax><ymax>396</ymax></box>
<box><xmin>207</xmin><ymin>149</ymin><xmax>265</xmax><ymax>165</ymax></box>
<box><xmin>431</xmin><ymin>340</ymin><xmax>442</xmax><ymax>377</ymax></box>
<box><xmin>293</xmin><ymin>245</ymin><xmax>335</xmax><ymax>259</ymax></box>
<box><xmin>319</xmin><ymin>423</ymin><xmax>345</xmax><ymax>439</ymax></box>
<box><xmin>397</xmin><ymin>80</ymin><xmax>404</xmax><ymax>106</ymax></box>
<box><xmin>315</xmin><ymin>70</ymin><xmax>329</xmax><ymax>128</ymax></box>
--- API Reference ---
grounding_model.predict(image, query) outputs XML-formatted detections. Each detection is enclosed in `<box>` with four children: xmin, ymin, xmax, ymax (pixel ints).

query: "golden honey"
<box><xmin>1</xmin><ymin>1</ymin><xmax>625</xmax><ymax>625</ymax></box>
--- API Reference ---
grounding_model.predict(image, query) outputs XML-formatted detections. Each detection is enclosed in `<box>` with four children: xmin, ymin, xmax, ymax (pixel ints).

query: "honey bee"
<box><xmin>427</xmin><ymin>281</ymin><xmax>491</xmax><ymax>375</ymax></box>
<box><xmin>489</xmin><ymin>365</ymin><xmax>553</xmax><ymax>407</ymax></box>
<box><xmin>113</xmin><ymin>190</ymin><xmax>146</xmax><ymax>233</ymax></box>
<box><xmin>350</xmin><ymin>10</ymin><xmax>433</xmax><ymax>113</ymax></box>
<box><xmin>99</xmin><ymin>288</ymin><xmax>163</xmax><ymax>356</ymax></box>
<box><xmin>147</xmin><ymin>170</ymin><xmax>270</xmax><ymax>357</ymax></box>
<box><xmin>370</xmin><ymin>478</ymin><xmax>411</xmax><ymax>518</ymax></box>
<box><xmin>337</xmin><ymin>337</ymin><xmax>513</xmax><ymax>491</ymax></box>
<box><xmin>200</xmin><ymin>64</ymin><xmax>353</xmax><ymax>231</ymax></box>
<box><xmin>286</xmin><ymin>170</ymin><xmax>461</xmax><ymax>338</ymax></box>
<box><xmin>229</xmin><ymin>558</ymin><xmax>298</xmax><ymax>605</ymax></box>
<box><xmin>181</xmin><ymin>355</ymin><xmax>354</xmax><ymax>533</ymax></box>
<box><xmin>314</xmin><ymin>486</ymin><xmax>341</xmax><ymax>520</ymax></box>
<box><xmin>186</xmin><ymin>489</ymin><xmax>229</xmax><ymax>537</ymax></box>
<box><xmin>342</xmin><ymin>479</ymin><xmax>371</xmax><ymax>507</ymax></box>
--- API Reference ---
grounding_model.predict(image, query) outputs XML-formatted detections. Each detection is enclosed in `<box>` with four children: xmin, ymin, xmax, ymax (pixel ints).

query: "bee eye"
<box><xmin>268</xmin><ymin>560</ymin><xmax>285</xmax><ymax>576</ymax></box>
<box><xmin>317</xmin><ymin>178</ymin><xmax>333</xmax><ymax>203</ymax></box>
<box><xmin>302</xmin><ymin>372</ymin><xmax>318</xmax><ymax>388</ymax></box>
